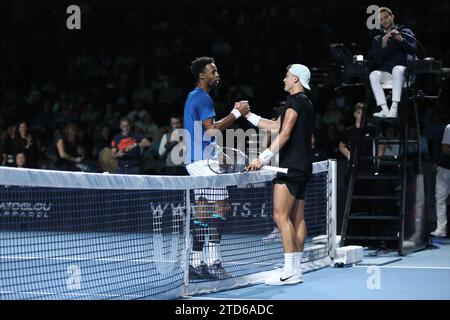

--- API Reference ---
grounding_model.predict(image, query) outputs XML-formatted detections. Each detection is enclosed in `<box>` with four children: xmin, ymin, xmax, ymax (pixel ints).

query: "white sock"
<box><xmin>207</xmin><ymin>242</ymin><xmax>221</xmax><ymax>265</ymax></box>
<box><xmin>391</xmin><ymin>101</ymin><xmax>398</xmax><ymax>110</ymax></box>
<box><xmin>380</xmin><ymin>104</ymin><xmax>389</xmax><ymax>112</ymax></box>
<box><xmin>296</xmin><ymin>252</ymin><xmax>303</xmax><ymax>273</ymax></box>
<box><xmin>191</xmin><ymin>250</ymin><xmax>203</xmax><ymax>268</ymax></box>
<box><xmin>284</xmin><ymin>252</ymin><xmax>296</xmax><ymax>274</ymax></box>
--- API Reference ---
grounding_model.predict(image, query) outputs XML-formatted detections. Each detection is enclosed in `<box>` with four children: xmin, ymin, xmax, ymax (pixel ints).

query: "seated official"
<box><xmin>370</xmin><ymin>7</ymin><xmax>416</xmax><ymax>118</ymax></box>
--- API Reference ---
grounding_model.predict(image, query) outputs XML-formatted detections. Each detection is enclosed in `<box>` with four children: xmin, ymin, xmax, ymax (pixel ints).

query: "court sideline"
<box><xmin>188</xmin><ymin>241</ymin><xmax>450</xmax><ymax>300</ymax></box>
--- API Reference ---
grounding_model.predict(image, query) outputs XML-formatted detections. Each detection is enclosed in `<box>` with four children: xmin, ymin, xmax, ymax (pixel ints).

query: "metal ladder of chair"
<box><xmin>340</xmin><ymin>81</ymin><xmax>422</xmax><ymax>255</ymax></box>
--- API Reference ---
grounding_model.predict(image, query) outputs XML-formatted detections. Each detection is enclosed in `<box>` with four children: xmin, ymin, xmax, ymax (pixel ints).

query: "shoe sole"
<box><xmin>265</xmin><ymin>278</ymin><xmax>303</xmax><ymax>286</ymax></box>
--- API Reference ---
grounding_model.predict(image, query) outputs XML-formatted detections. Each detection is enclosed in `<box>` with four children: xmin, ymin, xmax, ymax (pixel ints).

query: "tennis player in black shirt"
<box><xmin>246</xmin><ymin>64</ymin><xmax>313</xmax><ymax>285</ymax></box>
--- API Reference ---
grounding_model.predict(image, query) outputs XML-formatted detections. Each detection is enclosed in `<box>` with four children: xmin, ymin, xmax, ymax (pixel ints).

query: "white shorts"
<box><xmin>186</xmin><ymin>160</ymin><xmax>229</xmax><ymax>201</ymax></box>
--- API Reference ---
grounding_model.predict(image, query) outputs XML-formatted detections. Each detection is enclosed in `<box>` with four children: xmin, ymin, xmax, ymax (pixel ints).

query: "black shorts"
<box><xmin>273</xmin><ymin>168</ymin><xmax>311</xmax><ymax>200</ymax></box>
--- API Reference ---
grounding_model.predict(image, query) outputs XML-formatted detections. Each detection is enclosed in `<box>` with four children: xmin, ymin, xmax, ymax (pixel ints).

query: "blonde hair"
<box><xmin>379</xmin><ymin>7</ymin><xmax>393</xmax><ymax>16</ymax></box>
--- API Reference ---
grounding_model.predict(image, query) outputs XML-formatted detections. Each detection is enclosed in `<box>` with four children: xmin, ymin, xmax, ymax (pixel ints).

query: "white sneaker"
<box><xmin>386</xmin><ymin>108</ymin><xmax>398</xmax><ymax>118</ymax></box>
<box><xmin>262</xmin><ymin>228</ymin><xmax>281</xmax><ymax>243</ymax></box>
<box><xmin>265</xmin><ymin>268</ymin><xmax>303</xmax><ymax>286</ymax></box>
<box><xmin>373</xmin><ymin>109</ymin><xmax>389</xmax><ymax>118</ymax></box>
<box><xmin>430</xmin><ymin>227</ymin><xmax>447</xmax><ymax>237</ymax></box>
<box><xmin>296</xmin><ymin>270</ymin><xmax>304</xmax><ymax>283</ymax></box>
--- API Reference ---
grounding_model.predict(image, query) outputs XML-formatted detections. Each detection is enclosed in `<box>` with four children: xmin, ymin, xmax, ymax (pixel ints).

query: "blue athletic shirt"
<box><xmin>183</xmin><ymin>87</ymin><xmax>216</xmax><ymax>164</ymax></box>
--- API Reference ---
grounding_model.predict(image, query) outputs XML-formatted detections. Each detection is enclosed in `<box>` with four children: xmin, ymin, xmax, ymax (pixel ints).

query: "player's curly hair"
<box><xmin>190</xmin><ymin>56</ymin><xmax>215</xmax><ymax>82</ymax></box>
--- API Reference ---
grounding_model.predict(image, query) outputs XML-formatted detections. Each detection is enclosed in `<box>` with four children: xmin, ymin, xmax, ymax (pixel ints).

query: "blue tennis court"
<box><xmin>3</xmin><ymin>162</ymin><xmax>448</xmax><ymax>301</ymax></box>
<box><xmin>0</xmin><ymin>230</ymin><xmax>331</xmax><ymax>300</ymax></box>
<box><xmin>187</xmin><ymin>239</ymin><xmax>450</xmax><ymax>300</ymax></box>
<box><xmin>0</xmin><ymin>231</ymin><xmax>184</xmax><ymax>299</ymax></box>
<box><xmin>0</xmin><ymin>161</ymin><xmax>335</xmax><ymax>300</ymax></box>
<box><xmin>3</xmin><ymin>229</ymin><xmax>448</xmax><ymax>300</ymax></box>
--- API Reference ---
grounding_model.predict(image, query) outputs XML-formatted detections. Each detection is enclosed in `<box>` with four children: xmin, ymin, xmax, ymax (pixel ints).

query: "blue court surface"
<box><xmin>2</xmin><ymin>230</ymin><xmax>449</xmax><ymax>300</ymax></box>
<box><xmin>187</xmin><ymin>240</ymin><xmax>450</xmax><ymax>300</ymax></box>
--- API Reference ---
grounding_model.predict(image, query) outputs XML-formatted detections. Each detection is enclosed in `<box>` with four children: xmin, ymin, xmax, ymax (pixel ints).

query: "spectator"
<box><xmin>2</xmin><ymin>124</ymin><xmax>18</xmax><ymax>166</ymax></box>
<box><xmin>158</xmin><ymin>114</ymin><xmax>186</xmax><ymax>174</ymax></box>
<box><xmin>15</xmin><ymin>152</ymin><xmax>27</xmax><ymax>168</ymax></box>
<box><xmin>430</xmin><ymin>123</ymin><xmax>450</xmax><ymax>238</ymax></box>
<box><xmin>55</xmin><ymin>123</ymin><xmax>88</xmax><ymax>171</ymax></box>
<box><xmin>111</xmin><ymin>117</ymin><xmax>151</xmax><ymax>174</ymax></box>
<box><xmin>10</xmin><ymin>121</ymin><xmax>38</xmax><ymax>168</ymax></box>
<box><xmin>339</xmin><ymin>103</ymin><xmax>379</xmax><ymax>163</ymax></box>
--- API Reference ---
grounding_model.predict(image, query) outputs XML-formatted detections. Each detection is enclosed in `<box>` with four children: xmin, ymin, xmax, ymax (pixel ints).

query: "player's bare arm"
<box><xmin>247</xmin><ymin>108</ymin><xmax>298</xmax><ymax>171</ymax></box>
<box><xmin>202</xmin><ymin>101</ymin><xmax>249</xmax><ymax>132</ymax></box>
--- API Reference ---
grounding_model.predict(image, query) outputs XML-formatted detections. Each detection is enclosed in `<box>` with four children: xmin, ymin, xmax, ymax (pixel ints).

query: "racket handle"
<box><xmin>261</xmin><ymin>165</ymin><xmax>288</xmax><ymax>174</ymax></box>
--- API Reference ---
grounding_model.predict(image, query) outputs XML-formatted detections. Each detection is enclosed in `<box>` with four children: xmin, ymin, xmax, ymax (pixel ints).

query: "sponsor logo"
<box><xmin>0</xmin><ymin>202</ymin><xmax>52</xmax><ymax>219</ymax></box>
<box><xmin>280</xmin><ymin>275</ymin><xmax>294</xmax><ymax>282</ymax></box>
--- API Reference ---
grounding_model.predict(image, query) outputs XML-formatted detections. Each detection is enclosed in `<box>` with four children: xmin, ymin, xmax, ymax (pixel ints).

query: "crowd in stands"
<box><xmin>1</xmin><ymin>1</ymin><xmax>449</xmax><ymax>174</ymax></box>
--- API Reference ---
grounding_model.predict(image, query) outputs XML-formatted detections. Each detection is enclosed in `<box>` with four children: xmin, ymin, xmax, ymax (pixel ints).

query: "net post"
<box><xmin>183</xmin><ymin>188</ymin><xmax>192</xmax><ymax>293</ymax></box>
<box><xmin>328</xmin><ymin>159</ymin><xmax>337</xmax><ymax>260</ymax></box>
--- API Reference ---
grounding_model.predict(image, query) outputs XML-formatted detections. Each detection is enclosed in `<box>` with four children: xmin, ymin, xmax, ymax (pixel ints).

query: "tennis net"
<box><xmin>0</xmin><ymin>160</ymin><xmax>336</xmax><ymax>299</ymax></box>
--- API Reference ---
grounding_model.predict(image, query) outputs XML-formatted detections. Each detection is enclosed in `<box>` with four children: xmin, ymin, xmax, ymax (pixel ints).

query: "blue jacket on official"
<box><xmin>372</xmin><ymin>24</ymin><xmax>417</xmax><ymax>73</ymax></box>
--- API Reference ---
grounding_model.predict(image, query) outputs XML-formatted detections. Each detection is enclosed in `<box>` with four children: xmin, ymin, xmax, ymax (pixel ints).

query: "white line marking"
<box><xmin>0</xmin><ymin>290</ymin><xmax>141</xmax><ymax>299</ymax></box>
<box><xmin>0</xmin><ymin>255</ymin><xmax>301</xmax><ymax>267</ymax></box>
<box><xmin>0</xmin><ymin>243</ymin><xmax>327</xmax><ymax>267</ymax></box>
<box><xmin>354</xmin><ymin>265</ymin><xmax>450</xmax><ymax>270</ymax></box>
<box><xmin>0</xmin><ymin>255</ymin><xmax>164</xmax><ymax>264</ymax></box>
<box><xmin>185</xmin><ymin>296</ymin><xmax>257</xmax><ymax>301</ymax></box>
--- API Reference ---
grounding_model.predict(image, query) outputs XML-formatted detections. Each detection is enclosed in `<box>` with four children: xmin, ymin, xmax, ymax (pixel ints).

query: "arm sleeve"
<box><xmin>372</xmin><ymin>36</ymin><xmax>385</xmax><ymax>66</ymax></box>
<box><xmin>339</xmin><ymin>130</ymin><xmax>349</xmax><ymax>145</ymax></box>
<box><xmin>285</xmin><ymin>96</ymin><xmax>301</xmax><ymax>115</ymax></box>
<box><xmin>198</xmin><ymin>95</ymin><xmax>216</xmax><ymax>121</ymax></box>
<box><xmin>397</xmin><ymin>28</ymin><xmax>417</xmax><ymax>55</ymax></box>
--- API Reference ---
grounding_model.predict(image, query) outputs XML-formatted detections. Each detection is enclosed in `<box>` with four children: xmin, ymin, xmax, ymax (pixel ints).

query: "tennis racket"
<box><xmin>206</xmin><ymin>145</ymin><xmax>287</xmax><ymax>174</ymax></box>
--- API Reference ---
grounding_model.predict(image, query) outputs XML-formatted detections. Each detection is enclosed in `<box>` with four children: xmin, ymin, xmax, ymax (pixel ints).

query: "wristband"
<box><xmin>247</xmin><ymin>113</ymin><xmax>261</xmax><ymax>127</ymax></box>
<box><xmin>231</xmin><ymin>109</ymin><xmax>241</xmax><ymax>119</ymax></box>
<box><xmin>258</xmin><ymin>149</ymin><xmax>274</xmax><ymax>165</ymax></box>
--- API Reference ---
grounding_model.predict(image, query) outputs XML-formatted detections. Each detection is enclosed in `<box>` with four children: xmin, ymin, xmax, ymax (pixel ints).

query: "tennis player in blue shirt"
<box><xmin>184</xmin><ymin>56</ymin><xmax>249</xmax><ymax>279</ymax></box>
